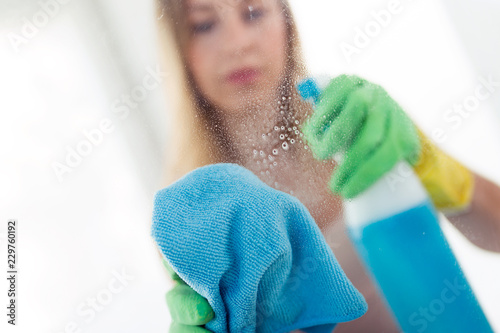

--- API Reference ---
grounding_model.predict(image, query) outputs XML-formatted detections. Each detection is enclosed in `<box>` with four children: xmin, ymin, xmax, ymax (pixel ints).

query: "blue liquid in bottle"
<box><xmin>297</xmin><ymin>77</ymin><xmax>494</xmax><ymax>332</ymax></box>
<box><xmin>347</xmin><ymin>199</ymin><xmax>494</xmax><ymax>333</ymax></box>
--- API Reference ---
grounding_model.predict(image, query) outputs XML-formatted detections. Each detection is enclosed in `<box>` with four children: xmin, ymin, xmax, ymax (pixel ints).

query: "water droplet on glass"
<box><xmin>295</xmin><ymin>130</ymin><xmax>300</xmax><ymax>135</ymax></box>
<box><xmin>274</xmin><ymin>126</ymin><xmax>279</xmax><ymax>131</ymax></box>
<box><xmin>290</xmin><ymin>139</ymin><xmax>295</xmax><ymax>144</ymax></box>
<box><xmin>295</xmin><ymin>120</ymin><xmax>299</xmax><ymax>125</ymax></box>
<box><xmin>273</xmin><ymin>162</ymin><xmax>278</xmax><ymax>166</ymax></box>
<box><xmin>260</xmin><ymin>150</ymin><xmax>264</xmax><ymax>156</ymax></box>
<box><xmin>279</xmin><ymin>134</ymin><xmax>285</xmax><ymax>140</ymax></box>
<box><xmin>282</xmin><ymin>142</ymin><xmax>289</xmax><ymax>150</ymax></box>
<box><xmin>272</xmin><ymin>149</ymin><xmax>278</xmax><ymax>155</ymax></box>
<box><xmin>281</xmin><ymin>126</ymin><xmax>285</xmax><ymax>130</ymax></box>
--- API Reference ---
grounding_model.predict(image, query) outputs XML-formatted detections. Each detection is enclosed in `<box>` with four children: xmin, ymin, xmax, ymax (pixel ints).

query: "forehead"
<box><xmin>186</xmin><ymin>0</ymin><xmax>273</xmax><ymax>12</ymax></box>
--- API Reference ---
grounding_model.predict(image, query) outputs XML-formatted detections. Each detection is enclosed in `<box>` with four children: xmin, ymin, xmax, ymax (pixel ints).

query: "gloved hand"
<box><xmin>302</xmin><ymin>74</ymin><xmax>474</xmax><ymax>212</ymax></box>
<box><xmin>162</xmin><ymin>258</ymin><xmax>214</xmax><ymax>333</ymax></box>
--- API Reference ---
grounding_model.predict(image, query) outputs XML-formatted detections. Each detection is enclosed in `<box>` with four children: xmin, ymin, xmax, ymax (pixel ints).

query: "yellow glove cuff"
<box><xmin>412</xmin><ymin>128</ymin><xmax>474</xmax><ymax>213</ymax></box>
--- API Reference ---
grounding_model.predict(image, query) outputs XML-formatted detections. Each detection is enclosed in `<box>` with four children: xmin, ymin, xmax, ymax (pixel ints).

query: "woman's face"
<box><xmin>185</xmin><ymin>0</ymin><xmax>288</xmax><ymax>114</ymax></box>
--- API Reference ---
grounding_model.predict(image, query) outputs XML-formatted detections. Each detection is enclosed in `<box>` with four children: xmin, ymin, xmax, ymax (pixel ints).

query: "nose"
<box><xmin>220</xmin><ymin>13</ymin><xmax>256</xmax><ymax>57</ymax></box>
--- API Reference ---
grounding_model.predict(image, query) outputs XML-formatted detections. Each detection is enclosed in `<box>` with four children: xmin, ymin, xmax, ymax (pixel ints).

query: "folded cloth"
<box><xmin>151</xmin><ymin>163</ymin><xmax>367</xmax><ymax>333</ymax></box>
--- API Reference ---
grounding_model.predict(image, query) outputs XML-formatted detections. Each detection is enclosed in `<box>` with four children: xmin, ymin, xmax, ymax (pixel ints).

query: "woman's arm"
<box><xmin>445</xmin><ymin>172</ymin><xmax>500</xmax><ymax>253</ymax></box>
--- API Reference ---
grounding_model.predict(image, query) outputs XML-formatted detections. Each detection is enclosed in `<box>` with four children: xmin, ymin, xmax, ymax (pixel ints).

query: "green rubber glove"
<box><xmin>162</xmin><ymin>258</ymin><xmax>215</xmax><ymax>333</ymax></box>
<box><xmin>302</xmin><ymin>74</ymin><xmax>421</xmax><ymax>199</ymax></box>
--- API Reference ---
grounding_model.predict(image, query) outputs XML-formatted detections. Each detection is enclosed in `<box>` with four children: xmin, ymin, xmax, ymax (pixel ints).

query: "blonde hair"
<box><xmin>155</xmin><ymin>0</ymin><xmax>311</xmax><ymax>185</ymax></box>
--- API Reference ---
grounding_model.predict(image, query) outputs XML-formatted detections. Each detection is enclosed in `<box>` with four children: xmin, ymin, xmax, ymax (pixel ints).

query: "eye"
<box><xmin>245</xmin><ymin>6</ymin><xmax>264</xmax><ymax>22</ymax></box>
<box><xmin>191</xmin><ymin>21</ymin><xmax>215</xmax><ymax>34</ymax></box>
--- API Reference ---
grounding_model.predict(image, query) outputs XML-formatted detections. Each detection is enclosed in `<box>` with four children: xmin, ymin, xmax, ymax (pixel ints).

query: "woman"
<box><xmin>154</xmin><ymin>0</ymin><xmax>500</xmax><ymax>331</ymax></box>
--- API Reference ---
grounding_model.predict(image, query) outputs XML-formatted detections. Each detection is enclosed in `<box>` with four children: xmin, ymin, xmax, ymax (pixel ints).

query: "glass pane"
<box><xmin>2</xmin><ymin>0</ymin><xmax>499</xmax><ymax>332</ymax></box>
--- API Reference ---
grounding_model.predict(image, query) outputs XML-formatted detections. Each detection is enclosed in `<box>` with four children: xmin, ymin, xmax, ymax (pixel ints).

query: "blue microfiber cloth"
<box><xmin>151</xmin><ymin>163</ymin><xmax>367</xmax><ymax>333</ymax></box>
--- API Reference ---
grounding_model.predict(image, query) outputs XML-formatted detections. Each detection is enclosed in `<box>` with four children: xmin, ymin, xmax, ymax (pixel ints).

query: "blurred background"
<box><xmin>1</xmin><ymin>0</ymin><xmax>499</xmax><ymax>332</ymax></box>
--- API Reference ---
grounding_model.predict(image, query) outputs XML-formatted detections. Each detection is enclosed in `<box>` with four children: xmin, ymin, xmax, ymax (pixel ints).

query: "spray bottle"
<box><xmin>297</xmin><ymin>77</ymin><xmax>493</xmax><ymax>333</ymax></box>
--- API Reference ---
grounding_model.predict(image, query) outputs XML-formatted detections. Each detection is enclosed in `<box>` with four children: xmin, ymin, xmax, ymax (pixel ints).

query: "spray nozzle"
<box><xmin>297</xmin><ymin>78</ymin><xmax>322</xmax><ymax>105</ymax></box>
<box><xmin>296</xmin><ymin>76</ymin><xmax>344</xmax><ymax>163</ymax></box>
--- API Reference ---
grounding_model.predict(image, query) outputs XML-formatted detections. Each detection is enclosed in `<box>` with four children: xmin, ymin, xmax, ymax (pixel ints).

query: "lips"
<box><xmin>226</xmin><ymin>68</ymin><xmax>260</xmax><ymax>85</ymax></box>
